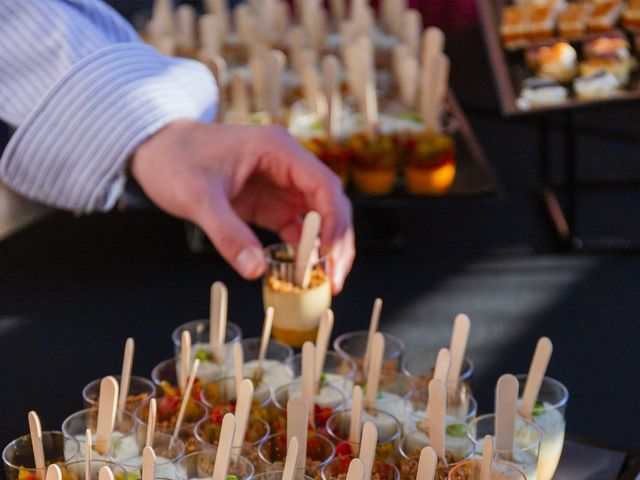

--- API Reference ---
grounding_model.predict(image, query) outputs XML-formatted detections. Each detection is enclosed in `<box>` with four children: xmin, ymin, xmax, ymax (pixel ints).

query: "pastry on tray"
<box><xmin>536</xmin><ymin>42</ymin><xmax>578</xmax><ymax>82</ymax></box>
<box><xmin>516</xmin><ymin>77</ymin><xmax>568</xmax><ymax>110</ymax></box>
<box><xmin>580</xmin><ymin>36</ymin><xmax>633</xmax><ymax>85</ymax></box>
<box><xmin>501</xmin><ymin>4</ymin><xmax>533</xmax><ymax>49</ymax></box>
<box><xmin>587</xmin><ymin>0</ymin><xmax>624</xmax><ymax>32</ymax></box>
<box><xmin>529</xmin><ymin>3</ymin><xmax>560</xmax><ymax>42</ymax></box>
<box><xmin>623</xmin><ymin>0</ymin><xmax>640</xmax><ymax>31</ymax></box>
<box><xmin>558</xmin><ymin>2</ymin><xmax>592</xmax><ymax>39</ymax></box>
<box><xmin>573</xmin><ymin>69</ymin><xmax>621</xmax><ymax>100</ymax></box>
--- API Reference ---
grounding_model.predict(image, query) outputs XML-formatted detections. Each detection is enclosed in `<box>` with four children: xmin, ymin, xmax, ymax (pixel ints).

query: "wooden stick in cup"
<box><xmin>330</xmin><ymin>0</ymin><xmax>346</xmax><ymax>23</ymax></box>
<box><xmin>433</xmin><ymin>348</ymin><xmax>450</xmax><ymax>384</ymax></box>
<box><xmin>302</xmin><ymin>341</ymin><xmax>316</xmax><ymax>429</ymax></box>
<box><xmin>363</xmin><ymin>298</ymin><xmax>382</xmax><ymax>375</ymax></box>
<box><xmin>233</xmin><ymin>341</ymin><xmax>244</xmax><ymax>399</ymax></box>
<box><xmin>171</xmin><ymin>359</ymin><xmax>201</xmax><ymax>443</ymax></box>
<box><xmin>399</xmin><ymin>54</ymin><xmax>419</xmax><ymax>110</ymax></box>
<box><xmin>28</xmin><ymin>411</ymin><xmax>45</xmax><ymax>480</ymax></box>
<box><xmin>302</xmin><ymin>65</ymin><xmax>328</xmax><ymax>119</ymax></box>
<box><xmin>495</xmin><ymin>374</ymin><xmax>518</xmax><ymax>456</ymax></box>
<box><xmin>117</xmin><ymin>338</ymin><xmax>134</xmax><ymax>424</ymax></box>
<box><xmin>255</xmin><ymin>306</ymin><xmax>274</xmax><ymax>382</ymax></box>
<box><xmin>212</xmin><ymin>414</ymin><xmax>236</xmax><ymax>480</ymax></box>
<box><xmin>84</xmin><ymin>429</ymin><xmax>92</xmax><ymax>480</ymax></box>
<box><xmin>349</xmin><ymin>385</ymin><xmax>363</xmax><ymax>456</ymax></box>
<box><xmin>519</xmin><ymin>337</ymin><xmax>553</xmax><ymax>419</ymax></box>
<box><xmin>481</xmin><ymin>435</ymin><xmax>493</xmax><ymax>480</ymax></box>
<box><xmin>358</xmin><ymin>421</ymin><xmax>377</xmax><ymax>480</ymax></box>
<box><xmin>428</xmin><ymin>379</ymin><xmax>446</xmax><ymax>461</ymax></box>
<box><xmin>322</xmin><ymin>55</ymin><xmax>342</xmax><ymax>141</ymax></box>
<box><xmin>282</xmin><ymin>436</ymin><xmax>299</xmax><ymax>480</ymax></box>
<box><xmin>287</xmin><ymin>397</ymin><xmax>308</xmax><ymax>479</ymax></box>
<box><xmin>210</xmin><ymin>281</ymin><xmax>227</xmax><ymax>365</ymax></box>
<box><xmin>232</xmin><ymin>379</ymin><xmax>254</xmax><ymax>451</ymax></box>
<box><xmin>175</xmin><ymin>4</ymin><xmax>196</xmax><ymax>53</ymax></box>
<box><xmin>416</xmin><ymin>446</ymin><xmax>437</xmax><ymax>480</ymax></box>
<box><xmin>419</xmin><ymin>27</ymin><xmax>445</xmax><ymax>131</ymax></box>
<box><xmin>447</xmin><ymin>314</ymin><xmax>471</xmax><ymax>393</ymax></box>
<box><xmin>365</xmin><ymin>332</ymin><xmax>385</xmax><ymax>410</ymax></box>
<box><xmin>142</xmin><ymin>446</ymin><xmax>156</xmax><ymax>480</ymax></box>
<box><xmin>346</xmin><ymin>458</ymin><xmax>364</xmax><ymax>480</ymax></box>
<box><xmin>230</xmin><ymin>72</ymin><xmax>250</xmax><ymax>124</ymax></box>
<box><xmin>145</xmin><ymin>399</ymin><xmax>157</xmax><ymax>448</ymax></box>
<box><xmin>98</xmin><ymin>466</ymin><xmax>113</xmax><ymax>480</ymax></box>
<box><xmin>427</xmin><ymin>54</ymin><xmax>450</xmax><ymax>134</ymax></box>
<box><xmin>294</xmin><ymin>211</ymin><xmax>322</xmax><ymax>289</ymax></box>
<box><xmin>45</xmin><ymin>465</ymin><xmax>62</xmax><ymax>480</ymax></box>
<box><xmin>402</xmin><ymin>9</ymin><xmax>423</xmax><ymax>59</ymax></box>
<box><xmin>179</xmin><ymin>330</ymin><xmax>192</xmax><ymax>392</ymax></box>
<box><xmin>96</xmin><ymin>376</ymin><xmax>118</xmax><ymax>456</ymax></box>
<box><xmin>315</xmin><ymin>309</ymin><xmax>334</xmax><ymax>386</ymax></box>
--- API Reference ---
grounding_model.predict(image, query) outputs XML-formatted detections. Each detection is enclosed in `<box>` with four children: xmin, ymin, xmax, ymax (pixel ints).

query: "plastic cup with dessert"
<box><xmin>272</xmin><ymin>380</ymin><xmax>346</xmax><ymax>432</ymax></box>
<box><xmin>3</xmin><ymin>431</ymin><xmax>79</xmax><ymax>480</ymax></box>
<box><xmin>151</xmin><ymin>357</ymin><xmax>223</xmax><ymax>390</ymax></box>
<box><xmin>200</xmin><ymin>376</ymin><xmax>272</xmax><ymax>414</ymax></box>
<box><xmin>61</xmin><ymin>408</ymin><xmax>135</xmax><ymax>461</ymax></box>
<box><xmin>262</xmin><ymin>243</ymin><xmax>332</xmax><ymax>349</ymax></box>
<box><xmin>109</xmin><ymin>431</ymin><xmax>184</xmax><ymax>479</ymax></box>
<box><xmin>64</xmin><ymin>459</ymin><xmax>128</xmax><ymax>480</ymax></box>
<box><xmin>467</xmin><ymin>414</ymin><xmax>542</xmax><ymax>480</ymax></box>
<box><xmin>224</xmin><ymin>337</ymin><xmax>294</xmax><ymax>391</ymax></box>
<box><xmin>322</xmin><ymin>455</ymin><xmax>400</xmax><ymax>480</ymax></box>
<box><xmin>83</xmin><ymin>375</ymin><xmax>156</xmax><ymax>413</ymax></box>
<box><xmin>398</xmin><ymin>428</ymin><xmax>475</xmax><ymax>479</ymax></box>
<box><xmin>258</xmin><ymin>432</ymin><xmax>335</xmax><ymax>477</ymax></box>
<box><xmin>402</xmin><ymin>353</ymin><xmax>474</xmax><ymax>403</ymax></box>
<box><xmin>333</xmin><ymin>331</ymin><xmax>405</xmax><ymax>385</ymax></box>
<box><xmin>252</xmin><ymin>472</ymin><xmax>313</xmax><ymax>480</ymax></box>
<box><xmin>325</xmin><ymin>408</ymin><xmax>402</xmax><ymax>463</ymax></box>
<box><xmin>134</xmin><ymin>398</ymin><xmax>208</xmax><ymax>455</ymax></box>
<box><xmin>514</xmin><ymin>374</ymin><xmax>568</xmax><ymax>480</ymax></box>
<box><xmin>171</xmin><ymin>320</ymin><xmax>243</xmax><ymax>383</ymax></box>
<box><xmin>195</xmin><ymin>414</ymin><xmax>270</xmax><ymax>458</ymax></box>
<box><xmin>176</xmin><ymin>450</ymin><xmax>254</xmax><ymax>480</ymax></box>
<box><xmin>284</xmin><ymin>351</ymin><xmax>357</xmax><ymax>395</ymax></box>
<box><xmin>353</xmin><ymin>371</ymin><xmax>414</xmax><ymax>428</ymax></box>
<box><xmin>405</xmin><ymin>395</ymin><xmax>478</xmax><ymax>437</ymax></box>
<box><xmin>448</xmin><ymin>458</ymin><xmax>527</xmax><ymax>479</ymax></box>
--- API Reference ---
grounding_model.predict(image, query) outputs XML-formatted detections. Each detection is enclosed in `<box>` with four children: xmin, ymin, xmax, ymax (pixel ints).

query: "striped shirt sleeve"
<box><xmin>0</xmin><ymin>0</ymin><xmax>218</xmax><ymax>213</ymax></box>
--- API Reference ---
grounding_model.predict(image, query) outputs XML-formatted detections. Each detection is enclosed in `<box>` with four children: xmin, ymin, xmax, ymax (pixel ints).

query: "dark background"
<box><xmin>1</xmin><ymin>0</ymin><xmax>640</xmax><ymax>469</ymax></box>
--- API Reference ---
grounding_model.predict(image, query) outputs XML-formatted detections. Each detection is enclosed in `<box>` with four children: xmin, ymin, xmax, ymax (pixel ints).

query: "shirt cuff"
<box><xmin>0</xmin><ymin>43</ymin><xmax>217</xmax><ymax>213</ymax></box>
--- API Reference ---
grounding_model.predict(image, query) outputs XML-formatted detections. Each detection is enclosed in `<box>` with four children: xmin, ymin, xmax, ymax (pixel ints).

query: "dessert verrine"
<box><xmin>515</xmin><ymin>375</ymin><xmax>568</xmax><ymax>480</ymax></box>
<box><xmin>64</xmin><ymin>460</ymin><xmax>128</xmax><ymax>480</ymax></box>
<box><xmin>83</xmin><ymin>376</ymin><xmax>155</xmax><ymax>414</ymax></box>
<box><xmin>262</xmin><ymin>243</ymin><xmax>332</xmax><ymax>348</ymax></box>
<box><xmin>3</xmin><ymin>432</ymin><xmax>78</xmax><ymax>480</ymax></box>
<box><xmin>200</xmin><ymin>376</ymin><xmax>272</xmax><ymax>422</ymax></box>
<box><xmin>109</xmin><ymin>431</ymin><xmax>184</xmax><ymax>479</ymax></box>
<box><xmin>171</xmin><ymin>320</ymin><xmax>243</xmax><ymax>383</ymax></box>
<box><xmin>195</xmin><ymin>414</ymin><xmax>270</xmax><ymax>458</ymax></box>
<box><xmin>284</xmin><ymin>351</ymin><xmax>356</xmax><ymax>394</ymax></box>
<box><xmin>448</xmin><ymin>458</ymin><xmax>526</xmax><ymax>480</ymax></box>
<box><xmin>516</xmin><ymin>77</ymin><xmax>568</xmax><ymax>110</ymax></box>
<box><xmin>321</xmin><ymin>455</ymin><xmax>400</xmax><ymax>480</ymax></box>
<box><xmin>61</xmin><ymin>408</ymin><xmax>136</xmax><ymax>461</ymax></box>
<box><xmin>225</xmin><ymin>337</ymin><xmax>294</xmax><ymax>391</ymax></box>
<box><xmin>258</xmin><ymin>431</ymin><xmax>335</xmax><ymax>477</ymax></box>
<box><xmin>355</xmin><ymin>371</ymin><xmax>414</xmax><ymax>429</ymax></box>
<box><xmin>176</xmin><ymin>450</ymin><xmax>254</xmax><ymax>480</ymax></box>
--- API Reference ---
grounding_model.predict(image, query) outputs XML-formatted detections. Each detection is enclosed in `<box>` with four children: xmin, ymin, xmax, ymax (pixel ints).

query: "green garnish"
<box><xmin>226</xmin><ymin>475</ymin><xmax>238</xmax><ymax>480</ymax></box>
<box><xmin>446</xmin><ymin>423</ymin><xmax>467</xmax><ymax>438</ymax></box>
<box><xmin>115</xmin><ymin>472</ymin><xmax>139</xmax><ymax>480</ymax></box>
<box><xmin>310</xmin><ymin>120</ymin><xmax>324</xmax><ymax>130</ymax></box>
<box><xmin>112</xmin><ymin>438</ymin><xmax>122</xmax><ymax>451</ymax></box>
<box><xmin>362</xmin><ymin>384</ymin><xmax>383</xmax><ymax>400</ymax></box>
<box><xmin>397</xmin><ymin>112</ymin><xmax>423</xmax><ymax>123</ymax></box>
<box><xmin>195</xmin><ymin>349</ymin><xmax>209</xmax><ymax>361</ymax></box>
<box><xmin>319</xmin><ymin>372</ymin><xmax>328</xmax><ymax>387</ymax></box>
<box><xmin>533</xmin><ymin>400</ymin><xmax>545</xmax><ymax>416</ymax></box>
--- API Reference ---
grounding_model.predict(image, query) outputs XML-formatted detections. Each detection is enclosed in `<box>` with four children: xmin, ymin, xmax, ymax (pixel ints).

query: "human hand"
<box><xmin>130</xmin><ymin>120</ymin><xmax>355</xmax><ymax>293</ymax></box>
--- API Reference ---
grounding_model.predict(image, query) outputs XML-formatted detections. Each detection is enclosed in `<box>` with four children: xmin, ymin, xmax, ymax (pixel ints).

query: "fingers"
<box><xmin>195</xmin><ymin>185</ymin><xmax>266</xmax><ymax>280</ymax></box>
<box><xmin>329</xmin><ymin>225</ymin><xmax>356</xmax><ymax>294</ymax></box>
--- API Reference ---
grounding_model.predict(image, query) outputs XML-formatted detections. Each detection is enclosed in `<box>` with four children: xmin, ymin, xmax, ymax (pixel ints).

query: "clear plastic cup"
<box><xmin>333</xmin><ymin>331</ymin><xmax>405</xmax><ymax>385</ymax></box>
<box><xmin>448</xmin><ymin>458</ymin><xmax>527</xmax><ymax>479</ymax></box>
<box><xmin>3</xmin><ymin>431</ymin><xmax>79</xmax><ymax>480</ymax></box>
<box><xmin>109</xmin><ymin>432</ymin><xmax>184</xmax><ymax>479</ymax></box>
<box><xmin>258</xmin><ymin>432</ymin><xmax>335</xmax><ymax>476</ymax></box>
<box><xmin>227</xmin><ymin>337</ymin><xmax>294</xmax><ymax>391</ymax></box>
<box><xmin>200</xmin><ymin>376</ymin><xmax>272</xmax><ymax>423</ymax></box>
<box><xmin>399</xmin><ymin>429</ymin><xmax>475</xmax><ymax>479</ymax></box>
<box><xmin>171</xmin><ymin>320</ymin><xmax>243</xmax><ymax>383</ymax></box>
<box><xmin>272</xmin><ymin>381</ymin><xmax>346</xmax><ymax>432</ymax></box>
<box><xmin>195</xmin><ymin>415</ymin><xmax>270</xmax><ymax>457</ymax></box>
<box><xmin>322</xmin><ymin>455</ymin><xmax>400</xmax><ymax>480</ymax></box>
<box><xmin>352</xmin><ymin>372</ymin><xmax>413</xmax><ymax>427</ymax></box>
<box><xmin>262</xmin><ymin>243</ymin><xmax>332</xmax><ymax>348</ymax></box>
<box><xmin>252</xmin><ymin>472</ymin><xmax>312</xmax><ymax>480</ymax></box>
<box><xmin>151</xmin><ymin>357</ymin><xmax>224</xmax><ymax>390</ymax></box>
<box><xmin>405</xmin><ymin>395</ymin><xmax>478</xmax><ymax>436</ymax></box>
<box><xmin>61</xmin><ymin>408</ymin><xmax>135</xmax><ymax>461</ymax></box>
<box><xmin>515</xmin><ymin>375</ymin><xmax>568</xmax><ymax>480</ymax></box>
<box><xmin>285</xmin><ymin>351</ymin><xmax>357</xmax><ymax>394</ymax></box>
<box><xmin>134</xmin><ymin>398</ymin><xmax>207</xmax><ymax>455</ymax></box>
<box><xmin>176</xmin><ymin>450</ymin><xmax>254</xmax><ymax>480</ymax></box>
<box><xmin>83</xmin><ymin>375</ymin><xmax>156</xmax><ymax>414</ymax></box>
<box><xmin>467</xmin><ymin>414</ymin><xmax>543</xmax><ymax>480</ymax></box>
<box><xmin>325</xmin><ymin>409</ymin><xmax>401</xmax><ymax>462</ymax></box>
<box><xmin>64</xmin><ymin>460</ymin><xmax>128</xmax><ymax>480</ymax></box>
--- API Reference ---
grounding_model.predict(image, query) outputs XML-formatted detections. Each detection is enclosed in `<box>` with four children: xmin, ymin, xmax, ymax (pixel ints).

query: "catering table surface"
<box><xmin>555</xmin><ymin>437</ymin><xmax>640</xmax><ymax>479</ymax></box>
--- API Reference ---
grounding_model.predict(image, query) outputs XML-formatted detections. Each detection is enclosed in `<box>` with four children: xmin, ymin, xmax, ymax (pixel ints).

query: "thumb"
<box><xmin>196</xmin><ymin>191</ymin><xmax>266</xmax><ymax>279</ymax></box>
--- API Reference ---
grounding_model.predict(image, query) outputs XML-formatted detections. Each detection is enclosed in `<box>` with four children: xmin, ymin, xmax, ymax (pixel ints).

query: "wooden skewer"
<box><xmin>315</xmin><ymin>309</ymin><xmax>334</xmax><ymax>386</ymax></box>
<box><xmin>84</xmin><ymin>429</ymin><xmax>92</xmax><ymax>480</ymax></box>
<box><xmin>233</xmin><ymin>342</ymin><xmax>244</xmax><ymax>400</ymax></box>
<box><xmin>416</xmin><ymin>446</ymin><xmax>437</xmax><ymax>480</ymax></box>
<box><xmin>294</xmin><ymin>211</ymin><xmax>322</xmax><ymax>289</ymax></box>
<box><xmin>302</xmin><ymin>341</ymin><xmax>316</xmax><ymax>429</ymax></box>
<box><xmin>519</xmin><ymin>337</ymin><xmax>553</xmax><ymax>420</ymax></box>
<box><xmin>175</xmin><ymin>4</ymin><xmax>197</xmax><ymax>53</ymax></box>
<box><xmin>302</xmin><ymin>65</ymin><xmax>327</xmax><ymax>118</ymax></box>
<box><xmin>171</xmin><ymin>359</ymin><xmax>201</xmax><ymax>445</ymax></box>
<box><xmin>117</xmin><ymin>338</ymin><xmax>134</xmax><ymax>424</ymax></box>
<box><xmin>255</xmin><ymin>306</ymin><xmax>274</xmax><ymax>382</ymax></box>
<box><xmin>287</xmin><ymin>397</ymin><xmax>308</xmax><ymax>479</ymax></box>
<box><xmin>28</xmin><ymin>411</ymin><xmax>45</xmax><ymax>480</ymax></box>
<box><xmin>98</xmin><ymin>466</ymin><xmax>113</xmax><ymax>480</ymax></box>
<box><xmin>345</xmin><ymin>458</ymin><xmax>364</xmax><ymax>480</ymax></box>
<box><xmin>363</xmin><ymin>298</ymin><xmax>382</xmax><ymax>375</ymax></box>
<box><xmin>232</xmin><ymin>379</ymin><xmax>254</xmax><ymax>451</ymax></box>
<box><xmin>349</xmin><ymin>386</ymin><xmax>363</xmax><ymax>456</ymax></box>
<box><xmin>145</xmin><ymin>399</ymin><xmax>157</xmax><ymax>448</ymax></box>
<box><xmin>365</xmin><ymin>333</ymin><xmax>384</xmax><ymax>410</ymax></box>
<box><xmin>212</xmin><ymin>414</ymin><xmax>236</xmax><ymax>480</ymax></box>
<box><xmin>265</xmin><ymin>49</ymin><xmax>286</xmax><ymax>124</ymax></box>
<box><xmin>481</xmin><ymin>435</ymin><xmax>493</xmax><ymax>480</ymax></box>
<box><xmin>322</xmin><ymin>55</ymin><xmax>342</xmax><ymax>140</ymax></box>
<box><xmin>230</xmin><ymin>72</ymin><xmax>250</xmax><ymax>124</ymax></box>
<box><xmin>402</xmin><ymin>9</ymin><xmax>423</xmax><ymax>58</ymax></box>
<box><xmin>428</xmin><ymin>379</ymin><xmax>446</xmax><ymax>461</ymax></box>
<box><xmin>210</xmin><ymin>281</ymin><xmax>227</xmax><ymax>365</ymax></box>
<box><xmin>142</xmin><ymin>446</ymin><xmax>156</xmax><ymax>480</ymax></box>
<box><xmin>447</xmin><ymin>314</ymin><xmax>471</xmax><ymax>393</ymax></box>
<box><xmin>199</xmin><ymin>14</ymin><xmax>222</xmax><ymax>57</ymax></box>
<box><xmin>358</xmin><ymin>422</ymin><xmax>377</xmax><ymax>480</ymax></box>
<box><xmin>282</xmin><ymin>437</ymin><xmax>299</xmax><ymax>480</ymax></box>
<box><xmin>96</xmin><ymin>376</ymin><xmax>118</xmax><ymax>456</ymax></box>
<box><xmin>433</xmin><ymin>348</ymin><xmax>451</xmax><ymax>384</ymax></box>
<box><xmin>45</xmin><ymin>465</ymin><xmax>62</xmax><ymax>480</ymax></box>
<box><xmin>179</xmin><ymin>330</ymin><xmax>191</xmax><ymax>391</ymax></box>
<box><xmin>330</xmin><ymin>0</ymin><xmax>346</xmax><ymax>24</ymax></box>
<box><xmin>495</xmin><ymin>374</ymin><xmax>519</xmax><ymax>455</ymax></box>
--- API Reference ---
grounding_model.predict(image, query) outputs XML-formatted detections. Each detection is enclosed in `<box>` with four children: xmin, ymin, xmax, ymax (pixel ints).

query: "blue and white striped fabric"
<box><xmin>0</xmin><ymin>0</ymin><xmax>218</xmax><ymax>212</ymax></box>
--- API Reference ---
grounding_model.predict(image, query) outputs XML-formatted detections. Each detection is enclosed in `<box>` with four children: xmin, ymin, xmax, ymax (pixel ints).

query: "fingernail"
<box><xmin>235</xmin><ymin>247</ymin><xmax>265</xmax><ymax>279</ymax></box>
